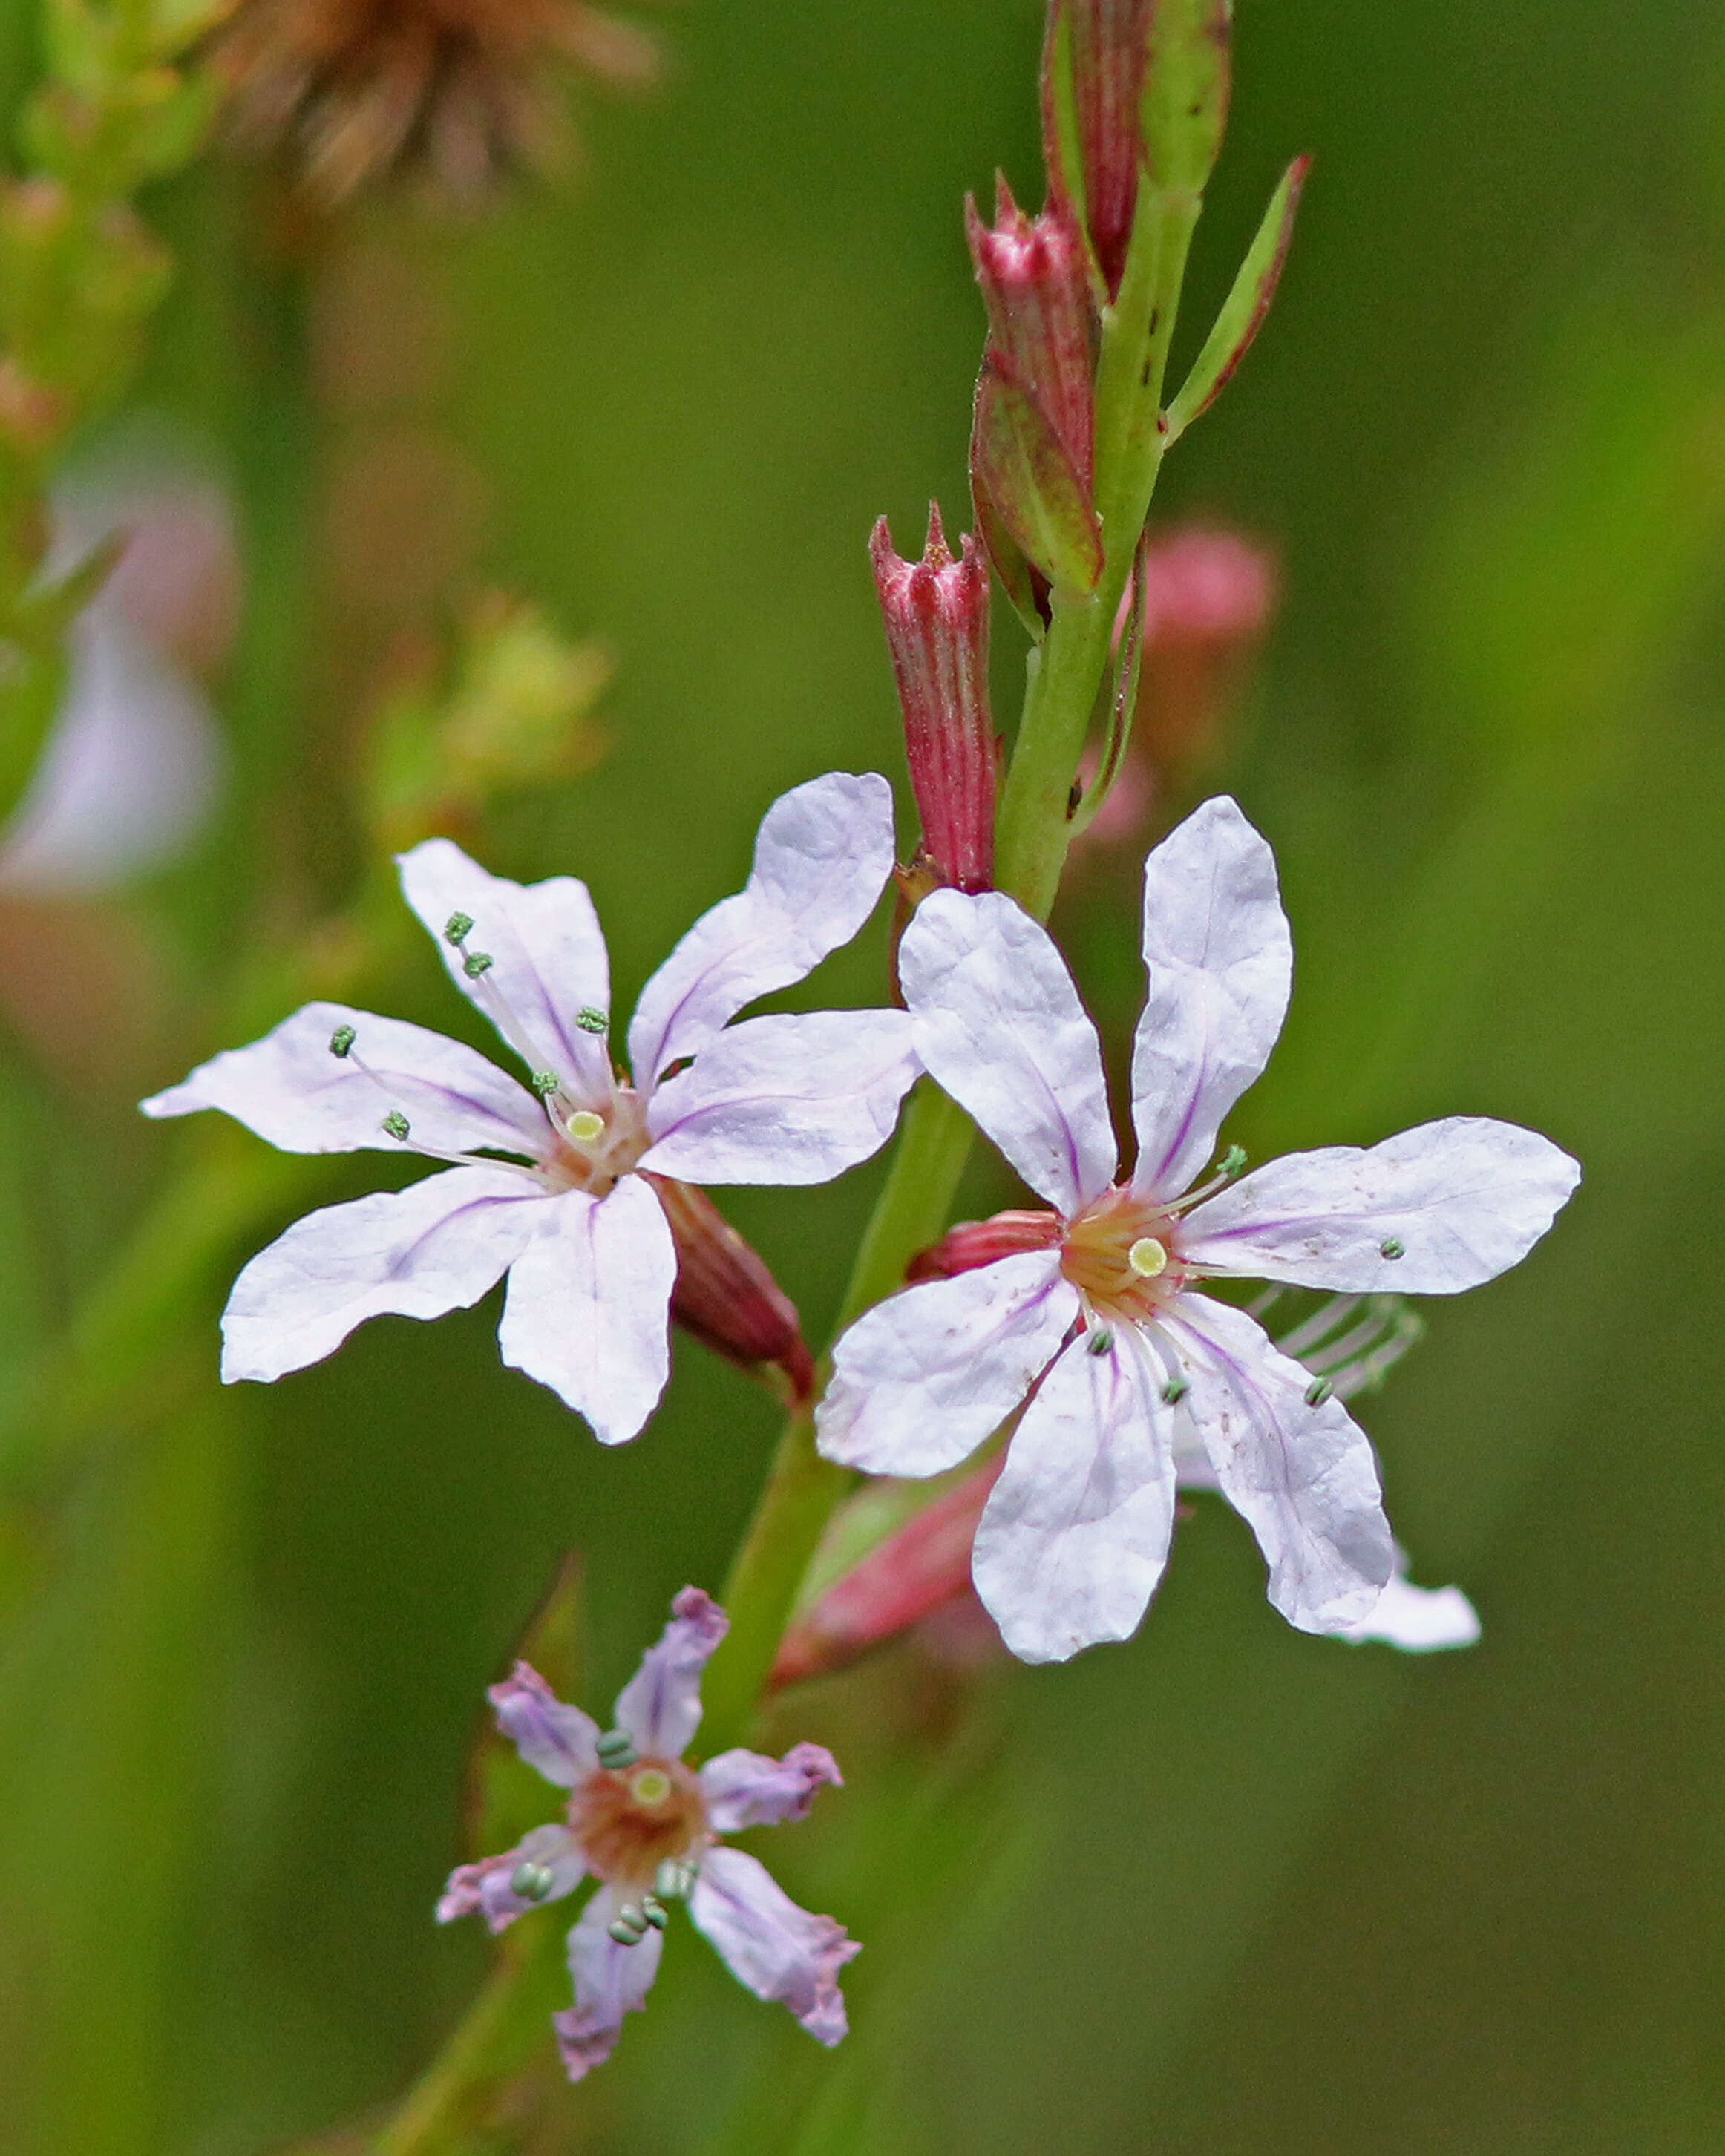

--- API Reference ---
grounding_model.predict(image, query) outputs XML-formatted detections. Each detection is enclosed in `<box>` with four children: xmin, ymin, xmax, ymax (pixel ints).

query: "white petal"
<box><xmin>553</xmin><ymin>1885</ymin><xmax>664</xmax><ymax>2083</ymax></box>
<box><xmin>698</xmin><ymin>1743</ymin><xmax>842</xmax><ymax>1832</ymax></box>
<box><xmin>1168</xmin><ymin>1292</ymin><xmax>1394</xmax><ymax>1633</ymax></box>
<box><xmin>1129</xmin><ymin>795</ymin><xmax>1292</xmax><ymax>1202</ymax></box>
<box><xmin>488</xmin><ymin>1660</ymin><xmax>602</xmax><ymax>1786</ymax></box>
<box><xmin>1180</xmin><ymin>1115</ymin><xmax>1581</xmax><ymax>1294</ymax></box>
<box><xmin>689</xmin><ymin>1846</ymin><xmax>858</xmax><ymax>2046</ymax></box>
<box><xmin>639</xmin><ymin>1010</ymin><xmax>919</xmax><ymax>1185</ymax></box>
<box><xmin>627</xmin><ymin>772</ymin><xmax>897</xmax><ymax>1090</ymax></box>
<box><xmin>816</xmin><ymin>1251</ymin><xmax>1078</xmax><ymax>1478</ymax></box>
<box><xmin>397</xmin><ymin>838</ymin><xmax>612</xmax><ymax>1103</ymax></box>
<box><xmin>219</xmin><ymin>1166</ymin><xmax>540</xmax><ymax>1383</ymax></box>
<box><xmin>497</xmin><ymin>1177</ymin><xmax>675</xmax><ymax>1445</ymax></box>
<box><xmin>140</xmin><ymin>1000</ymin><xmax>547</xmax><ymax>1159</ymax></box>
<box><xmin>612</xmin><ymin>1586</ymin><xmax>728</xmax><ymax>1757</ymax></box>
<box><xmin>899</xmin><ymin>889</ymin><xmax>1115</xmax><ymax>1214</ymax></box>
<box><xmin>1343</xmin><ymin>1565</ymin><xmax>1481</xmax><ymax>1652</ymax></box>
<box><xmin>436</xmin><ymin>1822</ymin><xmax>585</xmax><ymax>1933</ymax></box>
<box><xmin>972</xmin><ymin>1329</ymin><xmax>1179</xmax><ymax>1665</ymax></box>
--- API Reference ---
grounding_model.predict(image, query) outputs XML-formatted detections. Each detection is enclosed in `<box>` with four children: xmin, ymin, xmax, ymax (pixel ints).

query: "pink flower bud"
<box><xmin>966</xmin><ymin>179</ymin><xmax>1095</xmax><ymax>489</ymax></box>
<box><xmin>1042</xmin><ymin>0</ymin><xmax>1154</xmax><ymax>296</ymax></box>
<box><xmin>645</xmin><ymin>1174</ymin><xmax>814</xmax><ymax>1403</ymax></box>
<box><xmin>870</xmin><ymin>506</ymin><xmax>996</xmax><ymax>894</ymax></box>
<box><xmin>905</xmin><ymin>1208</ymin><xmax>1063</xmax><ymax>1282</ymax></box>
<box><xmin>770</xmin><ymin>1456</ymin><xmax>1003</xmax><ymax>1689</ymax></box>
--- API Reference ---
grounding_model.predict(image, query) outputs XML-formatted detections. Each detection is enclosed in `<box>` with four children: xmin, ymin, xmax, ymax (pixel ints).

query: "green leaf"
<box><xmin>1164</xmin><ymin>152</ymin><xmax>1309</xmax><ymax>440</ymax></box>
<box><xmin>1140</xmin><ymin>0</ymin><xmax>1231</xmax><ymax>198</ymax></box>
<box><xmin>0</xmin><ymin>635</ymin><xmax>68</xmax><ymax>831</ymax></box>
<box><xmin>970</xmin><ymin>351</ymin><xmax>1103</xmax><ymax>596</ymax></box>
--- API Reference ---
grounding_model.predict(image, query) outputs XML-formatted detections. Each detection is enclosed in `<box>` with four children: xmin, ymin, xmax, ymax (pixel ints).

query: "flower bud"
<box><xmin>966</xmin><ymin>180</ymin><xmax>1094</xmax><ymax>490</ymax></box>
<box><xmin>1041</xmin><ymin>0</ymin><xmax>1153</xmax><ymax>295</ymax></box>
<box><xmin>645</xmin><ymin>1175</ymin><xmax>815</xmax><ymax>1403</ymax></box>
<box><xmin>771</xmin><ymin>1456</ymin><xmax>1004</xmax><ymax>1689</ymax></box>
<box><xmin>870</xmin><ymin>507</ymin><xmax>995</xmax><ymax>894</ymax></box>
<box><xmin>905</xmin><ymin>1209</ymin><xmax>1063</xmax><ymax>1282</ymax></box>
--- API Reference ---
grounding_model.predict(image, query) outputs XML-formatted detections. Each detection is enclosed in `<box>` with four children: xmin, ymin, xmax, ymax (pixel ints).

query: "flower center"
<box><xmin>540</xmin><ymin>1084</ymin><xmax>650</xmax><ymax>1198</ymax></box>
<box><xmin>569</xmin><ymin>1755</ymin><xmax>707</xmax><ymax>1887</ymax></box>
<box><xmin>1061</xmin><ymin>1188</ymin><xmax>1185</xmax><ymax>1321</ymax></box>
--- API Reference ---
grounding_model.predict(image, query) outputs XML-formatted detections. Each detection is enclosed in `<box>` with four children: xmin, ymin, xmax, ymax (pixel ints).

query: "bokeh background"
<box><xmin>1</xmin><ymin>0</ymin><xmax>1722</xmax><ymax>2149</ymax></box>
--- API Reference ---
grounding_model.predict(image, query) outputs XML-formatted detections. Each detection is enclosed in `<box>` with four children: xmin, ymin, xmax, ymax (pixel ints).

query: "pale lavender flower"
<box><xmin>439</xmin><ymin>1587</ymin><xmax>857</xmax><ymax>2081</ymax></box>
<box><xmin>143</xmin><ymin>772</ymin><xmax>919</xmax><ymax>1444</ymax></box>
<box><xmin>817</xmin><ymin>796</ymin><xmax>1578</xmax><ymax>1663</ymax></box>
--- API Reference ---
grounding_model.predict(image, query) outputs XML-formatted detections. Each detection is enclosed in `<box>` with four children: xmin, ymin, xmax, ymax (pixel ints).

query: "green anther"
<box><xmin>462</xmin><ymin>949</ymin><xmax>494</xmax><ymax>979</ymax></box>
<box><xmin>655</xmin><ymin>1858</ymin><xmax>693</xmax><ymax>1901</ymax></box>
<box><xmin>640</xmin><ymin>1895</ymin><xmax>669</xmax><ymax>1930</ymax></box>
<box><xmin>1379</xmin><ymin>1236</ymin><xmax>1406</xmax><ymax>1261</ymax></box>
<box><xmin>511</xmin><ymin>1861</ymin><xmax>556</xmax><ymax>1902</ymax></box>
<box><xmin>1217</xmin><ymin>1144</ymin><xmax>1247</xmax><ymax>1178</ymax></box>
<box><xmin>576</xmin><ymin>1006</ymin><xmax>607</xmax><ymax>1035</ymax></box>
<box><xmin>1304</xmin><ymin>1377</ymin><xmax>1332</xmax><ymax>1406</ymax></box>
<box><xmin>1086</xmin><ymin>1328</ymin><xmax>1114</xmax><ymax>1356</ymax></box>
<box><xmin>530</xmin><ymin>1071</ymin><xmax>560</xmax><ymax>1097</ymax></box>
<box><xmin>382</xmin><ymin>1110</ymin><xmax>410</xmax><ymax>1141</ymax></box>
<box><xmin>443</xmin><ymin>912</ymin><xmax>473</xmax><ymax>945</ymax></box>
<box><xmin>608</xmin><ymin>1913</ymin><xmax>647</xmax><ymax>1947</ymax></box>
<box><xmin>1161</xmin><ymin>1375</ymin><xmax>1190</xmax><ymax>1406</ymax></box>
<box><xmin>328</xmin><ymin>1024</ymin><xmax>356</xmax><ymax>1058</ymax></box>
<box><xmin>595</xmin><ymin>1729</ymin><xmax>637</xmax><ymax>1769</ymax></box>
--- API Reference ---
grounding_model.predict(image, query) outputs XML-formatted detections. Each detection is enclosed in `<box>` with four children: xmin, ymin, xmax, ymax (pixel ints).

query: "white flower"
<box><xmin>439</xmin><ymin>1587</ymin><xmax>857</xmax><ymax>2080</ymax></box>
<box><xmin>816</xmin><ymin>796</ymin><xmax>1579</xmax><ymax>1664</ymax></box>
<box><xmin>143</xmin><ymin>771</ymin><xmax>919</xmax><ymax>1444</ymax></box>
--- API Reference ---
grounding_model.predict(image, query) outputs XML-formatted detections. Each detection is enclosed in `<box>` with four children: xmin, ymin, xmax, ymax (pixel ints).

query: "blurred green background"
<box><xmin>1</xmin><ymin>0</ymin><xmax>1722</xmax><ymax>2149</ymax></box>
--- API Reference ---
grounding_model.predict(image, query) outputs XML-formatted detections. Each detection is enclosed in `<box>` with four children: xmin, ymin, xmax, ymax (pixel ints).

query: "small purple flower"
<box><xmin>142</xmin><ymin>772</ymin><xmax>920</xmax><ymax>1444</ymax></box>
<box><xmin>439</xmin><ymin>1588</ymin><xmax>857</xmax><ymax>2081</ymax></box>
<box><xmin>817</xmin><ymin>796</ymin><xmax>1580</xmax><ymax>1663</ymax></box>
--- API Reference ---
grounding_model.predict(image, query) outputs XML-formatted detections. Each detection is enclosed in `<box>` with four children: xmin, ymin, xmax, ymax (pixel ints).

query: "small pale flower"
<box><xmin>143</xmin><ymin>772</ymin><xmax>919</xmax><ymax>1444</ymax></box>
<box><xmin>817</xmin><ymin>796</ymin><xmax>1579</xmax><ymax>1663</ymax></box>
<box><xmin>439</xmin><ymin>1587</ymin><xmax>857</xmax><ymax>2080</ymax></box>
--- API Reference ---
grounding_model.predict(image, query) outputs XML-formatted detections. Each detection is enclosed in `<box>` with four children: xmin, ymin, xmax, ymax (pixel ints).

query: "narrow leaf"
<box><xmin>971</xmin><ymin>350</ymin><xmax>1104</xmax><ymax>595</ymax></box>
<box><xmin>1164</xmin><ymin>154</ymin><xmax>1310</xmax><ymax>441</ymax></box>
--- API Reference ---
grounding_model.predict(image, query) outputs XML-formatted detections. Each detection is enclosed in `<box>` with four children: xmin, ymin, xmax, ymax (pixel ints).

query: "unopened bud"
<box><xmin>647</xmin><ymin>1174</ymin><xmax>815</xmax><ymax>1403</ymax></box>
<box><xmin>1042</xmin><ymin>0</ymin><xmax>1154</xmax><ymax>295</ymax></box>
<box><xmin>871</xmin><ymin>507</ymin><xmax>995</xmax><ymax>894</ymax></box>
<box><xmin>906</xmin><ymin>1210</ymin><xmax>1063</xmax><ymax>1282</ymax></box>
<box><xmin>966</xmin><ymin>180</ymin><xmax>1094</xmax><ymax>489</ymax></box>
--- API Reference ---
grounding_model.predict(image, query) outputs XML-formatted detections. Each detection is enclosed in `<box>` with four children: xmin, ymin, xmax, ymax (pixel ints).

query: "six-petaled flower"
<box><xmin>816</xmin><ymin>796</ymin><xmax>1580</xmax><ymax>1664</ymax></box>
<box><xmin>439</xmin><ymin>1587</ymin><xmax>857</xmax><ymax>2080</ymax></box>
<box><xmin>143</xmin><ymin>771</ymin><xmax>920</xmax><ymax>1444</ymax></box>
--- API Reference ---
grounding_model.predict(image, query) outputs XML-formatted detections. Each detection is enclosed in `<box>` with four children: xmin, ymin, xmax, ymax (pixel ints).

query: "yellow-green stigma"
<box><xmin>1127</xmin><ymin>1236</ymin><xmax>1169</xmax><ymax>1279</ymax></box>
<box><xmin>568</xmin><ymin>1110</ymin><xmax>605</xmax><ymax>1144</ymax></box>
<box><xmin>629</xmin><ymin>1766</ymin><xmax>673</xmax><ymax>1808</ymax></box>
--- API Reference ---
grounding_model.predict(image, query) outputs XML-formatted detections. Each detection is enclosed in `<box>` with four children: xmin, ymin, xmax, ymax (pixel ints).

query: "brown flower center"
<box><xmin>1060</xmin><ymin>1185</ymin><xmax>1186</xmax><ymax>1322</ymax></box>
<box><xmin>569</xmin><ymin>1757</ymin><xmax>707</xmax><ymax>1887</ymax></box>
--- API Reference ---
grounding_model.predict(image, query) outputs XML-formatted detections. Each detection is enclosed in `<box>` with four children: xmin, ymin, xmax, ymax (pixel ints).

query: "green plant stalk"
<box><xmin>701</xmin><ymin>194</ymin><xmax>1199</xmax><ymax>1752</ymax></box>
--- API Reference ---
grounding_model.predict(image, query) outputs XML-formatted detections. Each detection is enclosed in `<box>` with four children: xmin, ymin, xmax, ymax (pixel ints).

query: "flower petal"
<box><xmin>1129</xmin><ymin>795</ymin><xmax>1292</xmax><ymax>1202</ymax></box>
<box><xmin>553</xmin><ymin>1885</ymin><xmax>664</xmax><ymax>2083</ymax></box>
<box><xmin>613</xmin><ymin>1585</ymin><xmax>728</xmax><ymax>1757</ymax></box>
<box><xmin>1342</xmin><ymin>1564</ymin><xmax>1480</xmax><ymax>1652</ymax></box>
<box><xmin>627</xmin><ymin>772</ymin><xmax>897</xmax><ymax>1090</ymax></box>
<box><xmin>397</xmin><ymin>838</ymin><xmax>612</xmax><ymax>1103</ymax></box>
<box><xmin>437</xmin><ymin>1821</ymin><xmax>584</xmax><ymax>1933</ymax></box>
<box><xmin>899</xmin><ymin>888</ymin><xmax>1115</xmax><ymax>1213</ymax></box>
<box><xmin>817</xmin><ymin>1251</ymin><xmax>1078</xmax><ymax>1478</ymax></box>
<box><xmin>639</xmin><ymin>1010</ymin><xmax>919</xmax><ymax>1185</ymax></box>
<box><xmin>698</xmin><ymin>1743</ymin><xmax>842</xmax><ymax>1832</ymax></box>
<box><xmin>219</xmin><ymin>1165</ymin><xmax>540</xmax><ymax>1384</ymax></box>
<box><xmin>689</xmin><ymin>1845</ymin><xmax>858</xmax><ymax>2046</ymax></box>
<box><xmin>1179</xmin><ymin>1115</ymin><xmax>1582</xmax><ymax>1294</ymax></box>
<box><xmin>496</xmin><ymin>1176</ymin><xmax>676</xmax><ymax>1445</ymax></box>
<box><xmin>488</xmin><ymin>1659</ymin><xmax>602</xmax><ymax>1786</ymax></box>
<box><xmin>141</xmin><ymin>1000</ymin><xmax>547</xmax><ymax>1159</ymax></box>
<box><xmin>1168</xmin><ymin>1291</ymin><xmax>1395</xmax><ymax>1633</ymax></box>
<box><xmin>972</xmin><ymin>1328</ymin><xmax>1179</xmax><ymax>1664</ymax></box>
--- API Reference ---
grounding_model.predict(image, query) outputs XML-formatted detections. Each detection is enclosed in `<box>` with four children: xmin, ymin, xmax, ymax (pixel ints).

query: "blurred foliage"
<box><xmin>0</xmin><ymin>0</ymin><xmax>1721</xmax><ymax>2151</ymax></box>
